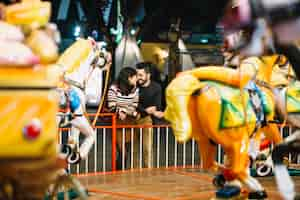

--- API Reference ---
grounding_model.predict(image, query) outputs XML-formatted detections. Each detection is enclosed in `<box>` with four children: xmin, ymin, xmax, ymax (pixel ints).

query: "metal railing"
<box><xmin>58</xmin><ymin>113</ymin><xmax>298</xmax><ymax>174</ymax></box>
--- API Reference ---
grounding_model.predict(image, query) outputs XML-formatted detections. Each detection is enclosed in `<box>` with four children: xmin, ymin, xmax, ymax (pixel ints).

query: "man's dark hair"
<box><xmin>116</xmin><ymin>67</ymin><xmax>137</xmax><ymax>95</ymax></box>
<box><xmin>136</xmin><ymin>62</ymin><xmax>152</xmax><ymax>74</ymax></box>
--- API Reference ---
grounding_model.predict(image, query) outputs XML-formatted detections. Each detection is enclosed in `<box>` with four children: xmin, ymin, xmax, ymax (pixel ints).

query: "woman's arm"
<box><xmin>107</xmin><ymin>86</ymin><xmax>118</xmax><ymax>112</ymax></box>
<box><xmin>124</xmin><ymin>89</ymin><xmax>139</xmax><ymax>117</ymax></box>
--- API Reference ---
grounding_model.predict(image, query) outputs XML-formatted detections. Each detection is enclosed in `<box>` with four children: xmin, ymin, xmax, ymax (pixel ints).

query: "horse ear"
<box><xmin>87</xmin><ymin>37</ymin><xmax>97</xmax><ymax>46</ymax></box>
<box><xmin>277</xmin><ymin>55</ymin><xmax>288</xmax><ymax>67</ymax></box>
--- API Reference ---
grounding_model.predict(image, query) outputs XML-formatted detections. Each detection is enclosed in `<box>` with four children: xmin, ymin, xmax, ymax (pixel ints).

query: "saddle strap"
<box><xmin>248</xmin><ymin>86</ymin><xmax>267</xmax><ymax>134</ymax></box>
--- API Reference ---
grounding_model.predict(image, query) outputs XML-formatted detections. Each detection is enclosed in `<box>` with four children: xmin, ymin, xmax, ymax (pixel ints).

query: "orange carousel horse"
<box><xmin>164</xmin><ymin>55</ymin><xmax>283</xmax><ymax>199</ymax></box>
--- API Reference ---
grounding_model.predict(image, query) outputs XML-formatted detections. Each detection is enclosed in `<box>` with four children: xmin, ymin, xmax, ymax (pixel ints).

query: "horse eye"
<box><xmin>278</xmin><ymin>63</ymin><xmax>288</xmax><ymax>69</ymax></box>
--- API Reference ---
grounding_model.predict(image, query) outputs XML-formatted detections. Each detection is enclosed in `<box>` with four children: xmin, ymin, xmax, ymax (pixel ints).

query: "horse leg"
<box><xmin>228</xmin><ymin>136</ymin><xmax>267</xmax><ymax>198</ymax></box>
<box><xmin>248</xmin><ymin>131</ymin><xmax>263</xmax><ymax>163</ymax></box>
<box><xmin>272</xmin><ymin>130</ymin><xmax>300</xmax><ymax>200</ymax></box>
<box><xmin>68</xmin><ymin>126</ymin><xmax>80</xmax><ymax>147</ymax></box>
<box><xmin>188</xmin><ymin>92</ymin><xmax>220</xmax><ymax>172</ymax></box>
<box><xmin>249</xmin><ymin>124</ymin><xmax>283</xmax><ymax>177</ymax></box>
<box><xmin>56</xmin><ymin>114</ymin><xmax>62</xmax><ymax>126</ymax></box>
<box><xmin>249</xmin><ymin>124</ymin><xmax>282</xmax><ymax>161</ymax></box>
<box><xmin>70</xmin><ymin>116</ymin><xmax>95</xmax><ymax>160</ymax></box>
<box><xmin>224</xmin><ymin>141</ymin><xmax>249</xmax><ymax>183</ymax></box>
<box><xmin>196</xmin><ymin>137</ymin><xmax>219</xmax><ymax>172</ymax></box>
<box><xmin>262</xmin><ymin>124</ymin><xmax>283</xmax><ymax>145</ymax></box>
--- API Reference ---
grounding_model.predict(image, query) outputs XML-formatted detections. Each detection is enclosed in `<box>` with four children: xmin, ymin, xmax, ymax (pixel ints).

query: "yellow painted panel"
<box><xmin>5</xmin><ymin>0</ymin><xmax>51</xmax><ymax>29</ymax></box>
<box><xmin>0</xmin><ymin>65</ymin><xmax>61</xmax><ymax>87</ymax></box>
<box><xmin>0</xmin><ymin>90</ymin><xmax>58</xmax><ymax>158</ymax></box>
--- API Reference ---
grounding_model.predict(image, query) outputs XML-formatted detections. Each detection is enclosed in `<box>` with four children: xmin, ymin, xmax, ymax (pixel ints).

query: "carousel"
<box><xmin>0</xmin><ymin>0</ymin><xmax>300</xmax><ymax>200</ymax></box>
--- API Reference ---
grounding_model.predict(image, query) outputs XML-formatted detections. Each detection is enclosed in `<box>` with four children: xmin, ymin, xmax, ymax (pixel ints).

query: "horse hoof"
<box><xmin>257</xmin><ymin>164</ymin><xmax>272</xmax><ymax>177</ymax></box>
<box><xmin>216</xmin><ymin>185</ymin><xmax>241</xmax><ymax>198</ymax></box>
<box><xmin>248</xmin><ymin>190</ymin><xmax>267</xmax><ymax>199</ymax></box>
<box><xmin>67</xmin><ymin>152</ymin><xmax>81</xmax><ymax>164</ymax></box>
<box><xmin>61</xmin><ymin>144</ymin><xmax>72</xmax><ymax>156</ymax></box>
<box><xmin>213</xmin><ymin>174</ymin><xmax>226</xmax><ymax>188</ymax></box>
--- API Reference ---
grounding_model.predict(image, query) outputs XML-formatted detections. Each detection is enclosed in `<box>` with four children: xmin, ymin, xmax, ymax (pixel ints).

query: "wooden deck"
<box><xmin>76</xmin><ymin>168</ymin><xmax>300</xmax><ymax>200</ymax></box>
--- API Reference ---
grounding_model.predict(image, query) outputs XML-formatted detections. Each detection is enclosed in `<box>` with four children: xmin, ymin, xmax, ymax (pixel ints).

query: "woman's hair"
<box><xmin>116</xmin><ymin>67</ymin><xmax>137</xmax><ymax>95</ymax></box>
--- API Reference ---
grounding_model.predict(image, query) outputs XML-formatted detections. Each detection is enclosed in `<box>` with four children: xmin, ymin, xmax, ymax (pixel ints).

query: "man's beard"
<box><xmin>138</xmin><ymin>79</ymin><xmax>147</xmax><ymax>86</ymax></box>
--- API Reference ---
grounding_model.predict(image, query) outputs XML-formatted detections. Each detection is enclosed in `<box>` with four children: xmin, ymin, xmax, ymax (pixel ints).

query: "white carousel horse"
<box><xmin>57</xmin><ymin>38</ymin><xmax>111</xmax><ymax>164</ymax></box>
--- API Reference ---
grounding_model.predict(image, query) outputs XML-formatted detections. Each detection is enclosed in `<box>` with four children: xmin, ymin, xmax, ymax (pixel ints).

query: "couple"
<box><xmin>107</xmin><ymin>62</ymin><xmax>164</xmax><ymax>169</ymax></box>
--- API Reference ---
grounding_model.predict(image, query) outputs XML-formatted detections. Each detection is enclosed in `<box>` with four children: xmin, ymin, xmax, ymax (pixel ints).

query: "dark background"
<box><xmin>48</xmin><ymin>0</ymin><xmax>229</xmax><ymax>46</ymax></box>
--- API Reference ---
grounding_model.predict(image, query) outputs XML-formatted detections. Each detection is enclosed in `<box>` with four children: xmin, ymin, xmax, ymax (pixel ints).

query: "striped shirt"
<box><xmin>107</xmin><ymin>84</ymin><xmax>139</xmax><ymax>116</ymax></box>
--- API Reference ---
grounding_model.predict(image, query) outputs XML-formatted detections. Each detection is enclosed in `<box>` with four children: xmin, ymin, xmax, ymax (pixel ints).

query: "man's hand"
<box><xmin>153</xmin><ymin>111</ymin><xmax>164</xmax><ymax>119</ymax></box>
<box><xmin>145</xmin><ymin>106</ymin><xmax>156</xmax><ymax>114</ymax></box>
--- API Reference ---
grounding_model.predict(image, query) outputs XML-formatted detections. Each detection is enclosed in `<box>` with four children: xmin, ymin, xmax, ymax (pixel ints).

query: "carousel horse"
<box><xmin>267</xmin><ymin>57</ymin><xmax>300</xmax><ymax>200</ymax></box>
<box><xmin>221</xmin><ymin>5</ymin><xmax>300</xmax><ymax>198</ymax></box>
<box><xmin>246</xmin><ymin>55</ymin><xmax>300</xmax><ymax>200</ymax></box>
<box><xmin>248</xmin><ymin>55</ymin><xmax>295</xmax><ymax>177</ymax></box>
<box><xmin>164</xmin><ymin>55</ymin><xmax>284</xmax><ymax>199</ymax></box>
<box><xmin>239</xmin><ymin>54</ymin><xmax>300</xmax><ymax>199</ymax></box>
<box><xmin>221</xmin><ymin>52</ymin><xmax>280</xmax><ymax>176</ymax></box>
<box><xmin>56</xmin><ymin>38</ymin><xmax>110</xmax><ymax>164</ymax></box>
<box><xmin>272</xmin><ymin>128</ymin><xmax>300</xmax><ymax>200</ymax></box>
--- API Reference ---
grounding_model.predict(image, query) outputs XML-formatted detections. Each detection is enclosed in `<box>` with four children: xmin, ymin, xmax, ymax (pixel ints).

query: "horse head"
<box><xmin>270</xmin><ymin>55</ymin><xmax>296</xmax><ymax>87</ymax></box>
<box><xmin>267</xmin><ymin>55</ymin><xmax>300</xmax><ymax>127</ymax></box>
<box><xmin>57</xmin><ymin>38</ymin><xmax>100</xmax><ymax>89</ymax></box>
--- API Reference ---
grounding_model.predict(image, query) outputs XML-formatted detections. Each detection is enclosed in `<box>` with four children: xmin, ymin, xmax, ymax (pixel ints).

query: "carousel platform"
<box><xmin>76</xmin><ymin>167</ymin><xmax>300</xmax><ymax>200</ymax></box>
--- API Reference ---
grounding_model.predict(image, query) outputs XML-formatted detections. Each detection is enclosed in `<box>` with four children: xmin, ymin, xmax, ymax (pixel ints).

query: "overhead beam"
<box><xmin>57</xmin><ymin>0</ymin><xmax>70</xmax><ymax>21</ymax></box>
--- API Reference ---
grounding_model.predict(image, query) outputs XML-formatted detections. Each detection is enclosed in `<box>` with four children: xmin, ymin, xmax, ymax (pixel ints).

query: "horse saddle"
<box><xmin>57</xmin><ymin>88</ymin><xmax>82</xmax><ymax>128</ymax></box>
<box><xmin>202</xmin><ymin>81</ymin><xmax>257</xmax><ymax>129</ymax></box>
<box><xmin>58</xmin><ymin>88</ymin><xmax>81</xmax><ymax>112</ymax></box>
<box><xmin>203</xmin><ymin>81</ymin><xmax>269</xmax><ymax>130</ymax></box>
<box><xmin>245</xmin><ymin>81</ymin><xmax>267</xmax><ymax>130</ymax></box>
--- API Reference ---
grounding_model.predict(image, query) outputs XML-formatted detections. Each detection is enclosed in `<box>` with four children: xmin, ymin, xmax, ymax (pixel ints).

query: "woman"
<box><xmin>107</xmin><ymin>67</ymin><xmax>139</xmax><ymax>169</ymax></box>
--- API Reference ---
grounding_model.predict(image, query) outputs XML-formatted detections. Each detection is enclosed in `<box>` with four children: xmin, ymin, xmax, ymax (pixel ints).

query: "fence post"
<box><xmin>112</xmin><ymin>114</ymin><xmax>117</xmax><ymax>171</ymax></box>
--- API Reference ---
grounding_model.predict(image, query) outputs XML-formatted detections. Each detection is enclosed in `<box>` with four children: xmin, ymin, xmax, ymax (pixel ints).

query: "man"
<box><xmin>135</xmin><ymin>62</ymin><xmax>164</xmax><ymax>168</ymax></box>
